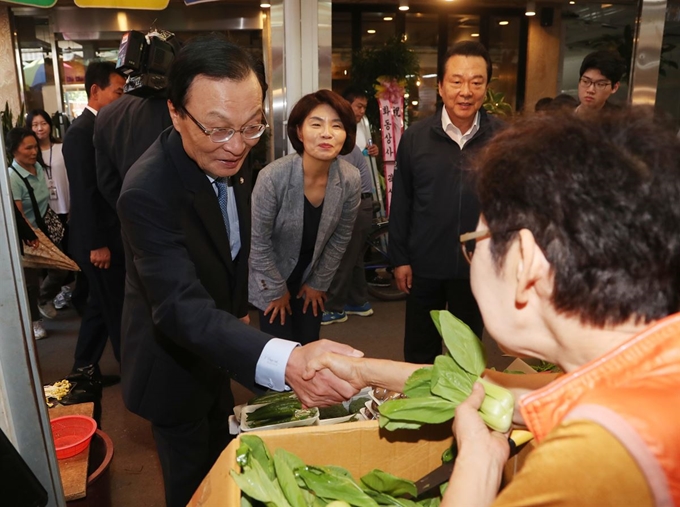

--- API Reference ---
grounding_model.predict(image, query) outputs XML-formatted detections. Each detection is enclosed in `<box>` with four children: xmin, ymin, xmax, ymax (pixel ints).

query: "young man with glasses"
<box><xmin>576</xmin><ymin>50</ymin><xmax>626</xmax><ymax>115</ymax></box>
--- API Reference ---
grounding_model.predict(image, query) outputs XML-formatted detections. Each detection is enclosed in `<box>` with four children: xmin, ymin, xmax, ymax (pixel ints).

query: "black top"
<box><xmin>287</xmin><ymin>196</ymin><xmax>324</xmax><ymax>288</ymax></box>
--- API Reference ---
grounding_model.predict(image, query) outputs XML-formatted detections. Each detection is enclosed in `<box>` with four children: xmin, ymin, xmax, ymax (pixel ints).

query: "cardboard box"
<box><xmin>188</xmin><ymin>419</ymin><xmax>533</xmax><ymax>506</ymax></box>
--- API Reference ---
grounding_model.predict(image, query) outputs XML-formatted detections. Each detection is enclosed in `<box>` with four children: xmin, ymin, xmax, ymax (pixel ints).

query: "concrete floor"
<box><xmin>36</xmin><ymin>297</ymin><xmax>513</xmax><ymax>506</ymax></box>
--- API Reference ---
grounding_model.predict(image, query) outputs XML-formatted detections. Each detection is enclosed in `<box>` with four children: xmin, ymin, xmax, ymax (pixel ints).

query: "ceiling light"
<box><xmin>367</xmin><ymin>29</ymin><xmax>376</xmax><ymax>34</ymax></box>
<box><xmin>399</xmin><ymin>0</ymin><xmax>410</xmax><ymax>12</ymax></box>
<box><xmin>471</xmin><ymin>33</ymin><xmax>480</xmax><ymax>37</ymax></box>
<box><xmin>411</xmin><ymin>100</ymin><xmax>419</xmax><ymax>106</ymax></box>
<box><xmin>498</xmin><ymin>20</ymin><xmax>509</xmax><ymax>26</ymax></box>
<box><xmin>260</xmin><ymin>2</ymin><xmax>271</xmax><ymax>7</ymax></box>
<box><xmin>525</xmin><ymin>0</ymin><xmax>536</xmax><ymax>16</ymax></box>
<box><xmin>384</xmin><ymin>16</ymin><xmax>393</xmax><ymax>21</ymax></box>
<box><xmin>569</xmin><ymin>1</ymin><xmax>575</xmax><ymax>4</ymax></box>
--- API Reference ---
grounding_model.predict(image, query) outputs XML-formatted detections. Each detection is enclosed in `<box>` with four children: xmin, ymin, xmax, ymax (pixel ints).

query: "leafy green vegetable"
<box><xmin>360</xmin><ymin>469</ymin><xmax>417</xmax><ymax>498</ymax></box>
<box><xmin>297</xmin><ymin>466</ymin><xmax>379</xmax><ymax>507</ymax></box>
<box><xmin>433</xmin><ymin>310</ymin><xmax>486</xmax><ymax>376</ymax></box>
<box><xmin>364</xmin><ymin>490</ymin><xmax>419</xmax><ymax>506</ymax></box>
<box><xmin>441</xmin><ymin>447</ymin><xmax>455</xmax><ymax>464</ymax></box>
<box><xmin>274</xmin><ymin>449</ymin><xmax>309</xmax><ymax>507</ymax></box>
<box><xmin>378</xmin><ymin>310</ymin><xmax>514</xmax><ymax>433</ymax></box>
<box><xmin>230</xmin><ymin>456</ymin><xmax>291</xmax><ymax>506</ymax></box>
<box><xmin>378</xmin><ymin>397</ymin><xmax>456</xmax><ymax>428</ymax></box>
<box><xmin>402</xmin><ymin>367</ymin><xmax>433</xmax><ymax>398</ymax></box>
<box><xmin>240</xmin><ymin>435</ymin><xmax>275</xmax><ymax>480</ymax></box>
<box><xmin>249</xmin><ymin>390</ymin><xmax>299</xmax><ymax>405</ymax></box>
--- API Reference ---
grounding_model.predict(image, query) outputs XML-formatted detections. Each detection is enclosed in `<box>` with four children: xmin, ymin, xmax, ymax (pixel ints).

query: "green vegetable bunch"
<box><xmin>379</xmin><ymin>311</ymin><xmax>514</xmax><ymax>433</ymax></box>
<box><xmin>232</xmin><ymin>434</ymin><xmax>442</xmax><ymax>507</ymax></box>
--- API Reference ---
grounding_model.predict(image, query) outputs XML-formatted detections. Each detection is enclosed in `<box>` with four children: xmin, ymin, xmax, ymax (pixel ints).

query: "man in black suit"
<box><xmin>62</xmin><ymin>62</ymin><xmax>126</xmax><ymax>386</ymax></box>
<box><xmin>95</xmin><ymin>93</ymin><xmax>172</xmax><ymax>211</ymax></box>
<box><xmin>388</xmin><ymin>41</ymin><xmax>500</xmax><ymax>364</ymax></box>
<box><xmin>117</xmin><ymin>35</ymin><xmax>361</xmax><ymax>507</ymax></box>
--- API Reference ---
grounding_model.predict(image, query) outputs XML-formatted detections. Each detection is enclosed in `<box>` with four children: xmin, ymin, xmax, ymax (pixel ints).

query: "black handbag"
<box><xmin>12</xmin><ymin>166</ymin><xmax>65</xmax><ymax>245</ymax></box>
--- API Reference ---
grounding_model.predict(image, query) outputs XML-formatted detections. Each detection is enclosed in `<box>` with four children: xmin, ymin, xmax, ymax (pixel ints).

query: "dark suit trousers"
<box><xmin>72</xmin><ymin>253</ymin><xmax>125</xmax><ymax>369</ymax></box>
<box><xmin>325</xmin><ymin>196</ymin><xmax>373</xmax><ymax>311</ymax></box>
<box><xmin>151</xmin><ymin>383</ymin><xmax>233</xmax><ymax>507</ymax></box>
<box><xmin>404</xmin><ymin>276</ymin><xmax>483</xmax><ymax>364</ymax></box>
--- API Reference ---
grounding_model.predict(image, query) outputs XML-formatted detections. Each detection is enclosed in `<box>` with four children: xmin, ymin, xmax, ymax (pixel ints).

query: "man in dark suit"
<box><xmin>95</xmin><ymin>93</ymin><xmax>172</xmax><ymax>211</ymax></box>
<box><xmin>62</xmin><ymin>62</ymin><xmax>126</xmax><ymax>387</ymax></box>
<box><xmin>117</xmin><ymin>35</ymin><xmax>361</xmax><ymax>507</ymax></box>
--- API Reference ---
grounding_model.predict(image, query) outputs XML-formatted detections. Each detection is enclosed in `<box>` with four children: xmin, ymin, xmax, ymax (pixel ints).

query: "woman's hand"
<box><xmin>298</xmin><ymin>284</ymin><xmax>326</xmax><ymax>316</ymax></box>
<box><xmin>302</xmin><ymin>352</ymin><xmax>369</xmax><ymax>391</ymax></box>
<box><xmin>263</xmin><ymin>291</ymin><xmax>292</xmax><ymax>325</ymax></box>
<box><xmin>23</xmin><ymin>238</ymin><xmax>39</xmax><ymax>249</ymax></box>
<box><xmin>441</xmin><ymin>383</ymin><xmax>510</xmax><ymax>507</ymax></box>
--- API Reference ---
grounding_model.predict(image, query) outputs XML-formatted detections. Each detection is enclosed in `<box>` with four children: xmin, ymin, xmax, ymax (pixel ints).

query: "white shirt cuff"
<box><xmin>255</xmin><ymin>338</ymin><xmax>300</xmax><ymax>391</ymax></box>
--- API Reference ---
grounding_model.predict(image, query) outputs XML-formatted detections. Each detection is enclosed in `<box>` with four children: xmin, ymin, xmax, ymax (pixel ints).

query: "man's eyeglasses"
<box><xmin>579</xmin><ymin>76</ymin><xmax>612</xmax><ymax>90</ymax></box>
<box><xmin>184</xmin><ymin>109</ymin><xmax>269</xmax><ymax>143</ymax></box>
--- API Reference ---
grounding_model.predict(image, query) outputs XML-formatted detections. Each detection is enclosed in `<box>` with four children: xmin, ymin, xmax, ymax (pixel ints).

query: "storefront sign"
<box><xmin>375</xmin><ymin>77</ymin><xmax>405</xmax><ymax>216</ymax></box>
<box><xmin>74</xmin><ymin>0</ymin><xmax>169</xmax><ymax>8</ymax></box>
<box><xmin>4</xmin><ymin>0</ymin><xmax>56</xmax><ymax>7</ymax></box>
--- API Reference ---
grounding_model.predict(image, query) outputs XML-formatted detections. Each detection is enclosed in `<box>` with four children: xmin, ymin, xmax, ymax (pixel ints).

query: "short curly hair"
<box><xmin>475</xmin><ymin>107</ymin><xmax>680</xmax><ymax>327</ymax></box>
<box><xmin>287</xmin><ymin>89</ymin><xmax>356</xmax><ymax>156</ymax></box>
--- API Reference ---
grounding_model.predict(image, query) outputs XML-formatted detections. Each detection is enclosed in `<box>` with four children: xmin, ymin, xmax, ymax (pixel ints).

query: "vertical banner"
<box><xmin>375</xmin><ymin>77</ymin><xmax>405</xmax><ymax>216</ymax></box>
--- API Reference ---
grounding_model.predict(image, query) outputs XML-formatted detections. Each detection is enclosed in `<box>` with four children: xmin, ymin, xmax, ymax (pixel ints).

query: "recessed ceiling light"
<box><xmin>260</xmin><ymin>2</ymin><xmax>271</xmax><ymax>7</ymax></box>
<box><xmin>384</xmin><ymin>16</ymin><xmax>393</xmax><ymax>21</ymax></box>
<box><xmin>471</xmin><ymin>33</ymin><xmax>480</xmax><ymax>37</ymax></box>
<box><xmin>399</xmin><ymin>0</ymin><xmax>409</xmax><ymax>11</ymax></box>
<box><xmin>499</xmin><ymin>20</ymin><xmax>509</xmax><ymax>25</ymax></box>
<box><xmin>367</xmin><ymin>29</ymin><xmax>376</xmax><ymax>34</ymax></box>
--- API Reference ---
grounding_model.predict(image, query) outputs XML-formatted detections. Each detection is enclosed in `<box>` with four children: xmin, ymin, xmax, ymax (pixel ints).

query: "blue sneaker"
<box><xmin>321</xmin><ymin>311</ymin><xmax>348</xmax><ymax>325</ymax></box>
<box><xmin>344</xmin><ymin>302</ymin><xmax>374</xmax><ymax>317</ymax></box>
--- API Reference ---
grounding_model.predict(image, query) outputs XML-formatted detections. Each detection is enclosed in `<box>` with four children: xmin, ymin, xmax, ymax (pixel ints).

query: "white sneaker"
<box><xmin>53</xmin><ymin>292</ymin><xmax>69</xmax><ymax>310</ymax></box>
<box><xmin>33</xmin><ymin>321</ymin><xmax>47</xmax><ymax>340</ymax></box>
<box><xmin>39</xmin><ymin>301</ymin><xmax>57</xmax><ymax>319</ymax></box>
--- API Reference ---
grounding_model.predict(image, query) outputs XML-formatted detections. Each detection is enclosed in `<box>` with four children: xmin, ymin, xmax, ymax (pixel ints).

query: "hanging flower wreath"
<box><xmin>374</xmin><ymin>76</ymin><xmax>407</xmax><ymax>103</ymax></box>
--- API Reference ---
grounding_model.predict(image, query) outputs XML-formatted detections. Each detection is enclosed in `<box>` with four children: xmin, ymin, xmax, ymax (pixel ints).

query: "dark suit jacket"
<box><xmin>117</xmin><ymin>128</ymin><xmax>272</xmax><ymax>425</ymax></box>
<box><xmin>95</xmin><ymin>94</ymin><xmax>173</xmax><ymax>212</ymax></box>
<box><xmin>62</xmin><ymin>108</ymin><xmax>123</xmax><ymax>261</ymax></box>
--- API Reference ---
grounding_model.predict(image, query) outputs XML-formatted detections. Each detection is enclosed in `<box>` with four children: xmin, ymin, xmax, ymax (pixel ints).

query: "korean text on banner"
<box><xmin>378</xmin><ymin>97</ymin><xmax>404</xmax><ymax>216</ymax></box>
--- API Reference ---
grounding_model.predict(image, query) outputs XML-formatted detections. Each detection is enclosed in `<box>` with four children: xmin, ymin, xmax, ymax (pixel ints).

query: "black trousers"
<box><xmin>72</xmin><ymin>245</ymin><xmax>125</xmax><ymax>369</ymax></box>
<box><xmin>152</xmin><ymin>384</ymin><xmax>234</xmax><ymax>507</ymax></box>
<box><xmin>325</xmin><ymin>196</ymin><xmax>373</xmax><ymax>311</ymax></box>
<box><xmin>404</xmin><ymin>276</ymin><xmax>483</xmax><ymax>364</ymax></box>
<box><xmin>258</xmin><ymin>283</ymin><xmax>322</xmax><ymax>345</ymax></box>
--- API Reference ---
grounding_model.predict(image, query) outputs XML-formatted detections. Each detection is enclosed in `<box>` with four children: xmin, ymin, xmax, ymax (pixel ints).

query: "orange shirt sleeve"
<box><xmin>494</xmin><ymin>420</ymin><xmax>653</xmax><ymax>507</ymax></box>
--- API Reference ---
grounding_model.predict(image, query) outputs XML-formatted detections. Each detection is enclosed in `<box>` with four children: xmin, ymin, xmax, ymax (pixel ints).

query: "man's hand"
<box><xmin>367</xmin><ymin>143</ymin><xmax>379</xmax><ymax>157</ymax></box>
<box><xmin>285</xmin><ymin>339</ymin><xmax>364</xmax><ymax>408</ymax></box>
<box><xmin>394</xmin><ymin>265</ymin><xmax>412</xmax><ymax>293</ymax></box>
<box><xmin>298</xmin><ymin>284</ymin><xmax>326</xmax><ymax>316</ymax></box>
<box><xmin>302</xmin><ymin>352</ymin><xmax>368</xmax><ymax>391</ymax></box>
<box><xmin>240</xmin><ymin>314</ymin><xmax>251</xmax><ymax>325</ymax></box>
<box><xmin>264</xmin><ymin>292</ymin><xmax>292</xmax><ymax>325</ymax></box>
<box><xmin>90</xmin><ymin>247</ymin><xmax>111</xmax><ymax>269</ymax></box>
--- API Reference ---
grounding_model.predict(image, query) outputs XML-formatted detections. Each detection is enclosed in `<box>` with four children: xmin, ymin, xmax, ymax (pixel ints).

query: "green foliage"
<box><xmin>378</xmin><ymin>310</ymin><xmax>514</xmax><ymax>433</ymax></box>
<box><xmin>483</xmin><ymin>81</ymin><xmax>513</xmax><ymax>117</ymax></box>
<box><xmin>1</xmin><ymin>101</ymin><xmax>26</xmax><ymax>137</ymax></box>
<box><xmin>350</xmin><ymin>37</ymin><xmax>420</xmax><ymax>129</ymax></box>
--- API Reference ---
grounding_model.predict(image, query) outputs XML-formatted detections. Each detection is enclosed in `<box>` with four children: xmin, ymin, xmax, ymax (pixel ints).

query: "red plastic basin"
<box><xmin>50</xmin><ymin>415</ymin><xmax>97</xmax><ymax>460</ymax></box>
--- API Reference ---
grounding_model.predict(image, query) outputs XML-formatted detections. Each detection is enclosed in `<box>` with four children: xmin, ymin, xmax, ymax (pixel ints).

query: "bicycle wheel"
<box><xmin>364</xmin><ymin>224</ymin><xmax>407</xmax><ymax>301</ymax></box>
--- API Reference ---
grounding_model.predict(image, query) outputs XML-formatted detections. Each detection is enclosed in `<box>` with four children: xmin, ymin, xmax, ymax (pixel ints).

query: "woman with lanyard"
<box><xmin>27</xmin><ymin>109</ymin><xmax>72</xmax><ymax>312</ymax></box>
<box><xmin>7</xmin><ymin>128</ymin><xmax>53</xmax><ymax>339</ymax></box>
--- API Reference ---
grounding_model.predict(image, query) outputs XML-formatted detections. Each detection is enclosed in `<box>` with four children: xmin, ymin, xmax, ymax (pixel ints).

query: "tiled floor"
<box><xmin>36</xmin><ymin>298</ymin><xmax>512</xmax><ymax>506</ymax></box>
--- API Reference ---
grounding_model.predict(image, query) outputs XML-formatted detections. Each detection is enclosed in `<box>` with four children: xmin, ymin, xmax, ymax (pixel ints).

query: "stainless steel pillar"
<box><xmin>629</xmin><ymin>0</ymin><xmax>668</xmax><ymax>105</ymax></box>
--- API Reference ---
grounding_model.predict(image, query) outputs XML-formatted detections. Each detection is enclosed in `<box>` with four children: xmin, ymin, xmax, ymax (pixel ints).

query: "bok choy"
<box><xmin>378</xmin><ymin>310</ymin><xmax>514</xmax><ymax>433</ymax></box>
